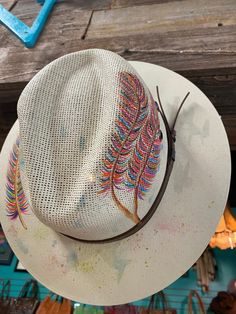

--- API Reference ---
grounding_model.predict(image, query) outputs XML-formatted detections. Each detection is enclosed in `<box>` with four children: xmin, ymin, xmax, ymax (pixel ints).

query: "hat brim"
<box><xmin>0</xmin><ymin>61</ymin><xmax>231</xmax><ymax>305</ymax></box>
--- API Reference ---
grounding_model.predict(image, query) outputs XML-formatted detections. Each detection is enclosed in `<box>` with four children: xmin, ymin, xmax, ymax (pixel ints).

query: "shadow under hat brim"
<box><xmin>0</xmin><ymin>61</ymin><xmax>231</xmax><ymax>306</ymax></box>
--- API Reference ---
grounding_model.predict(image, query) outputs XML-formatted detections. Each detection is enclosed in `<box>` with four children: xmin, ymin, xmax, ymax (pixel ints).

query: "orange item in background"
<box><xmin>210</xmin><ymin>203</ymin><xmax>236</xmax><ymax>250</ymax></box>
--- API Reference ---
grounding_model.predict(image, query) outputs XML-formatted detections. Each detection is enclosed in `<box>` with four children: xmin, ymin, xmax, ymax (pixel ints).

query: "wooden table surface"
<box><xmin>0</xmin><ymin>0</ymin><xmax>236</xmax><ymax>149</ymax></box>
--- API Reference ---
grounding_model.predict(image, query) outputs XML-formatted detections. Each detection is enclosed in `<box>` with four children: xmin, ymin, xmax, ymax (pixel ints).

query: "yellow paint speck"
<box><xmin>77</xmin><ymin>261</ymin><xmax>94</xmax><ymax>273</ymax></box>
<box><xmin>33</xmin><ymin>228</ymin><xmax>50</xmax><ymax>240</ymax></box>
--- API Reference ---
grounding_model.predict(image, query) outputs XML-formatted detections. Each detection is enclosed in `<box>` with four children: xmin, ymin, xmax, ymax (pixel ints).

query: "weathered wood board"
<box><xmin>0</xmin><ymin>0</ymin><xmax>236</xmax><ymax>149</ymax></box>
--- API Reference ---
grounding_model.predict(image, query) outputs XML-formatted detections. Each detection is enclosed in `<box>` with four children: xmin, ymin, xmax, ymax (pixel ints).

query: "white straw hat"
<box><xmin>0</xmin><ymin>49</ymin><xmax>231</xmax><ymax>305</ymax></box>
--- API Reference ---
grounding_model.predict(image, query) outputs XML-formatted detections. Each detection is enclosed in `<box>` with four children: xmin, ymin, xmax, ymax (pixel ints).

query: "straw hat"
<box><xmin>0</xmin><ymin>49</ymin><xmax>231</xmax><ymax>305</ymax></box>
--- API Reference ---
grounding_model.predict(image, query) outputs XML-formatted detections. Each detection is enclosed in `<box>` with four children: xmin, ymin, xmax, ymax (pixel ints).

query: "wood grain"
<box><xmin>0</xmin><ymin>0</ymin><xmax>235</xmax><ymax>86</ymax></box>
<box><xmin>6</xmin><ymin>0</ymin><xmax>112</xmax><ymax>14</ymax></box>
<box><xmin>0</xmin><ymin>0</ymin><xmax>17</xmax><ymax>10</ymax></box>
<box><xmin>0</xmin><ymin>0</ymin><xmax>236</xmax><ymax>149</ymax></box>
<box><xmin>0</xmin><ymin>7</ymin><xmax>92</xmax><ymax>82</ymax></box>
<box><xmin>87</xmin><ymin>0</ymin><xmax>236</xmax><ymax>39</ymax></box>
<box><xmin>111</xmin><ymin>0</ymin><xmax>179</xmax><ymax>9</ymax></box>
<box><xmin>1</xmin><ymin>25</ymin><xmax>236</xmax><ymax>85</ymax></box>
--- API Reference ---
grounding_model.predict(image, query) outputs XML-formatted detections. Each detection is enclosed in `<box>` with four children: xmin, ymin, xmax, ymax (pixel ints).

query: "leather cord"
<box><xmin>188</xmin><ymin>290</ymin><xmax>206</xmax><ymax>314</ymax></box>
<box><xmin>61</xmin><ymin>89</ymin><xmax>190</xmax><ymax>244</ymax></box>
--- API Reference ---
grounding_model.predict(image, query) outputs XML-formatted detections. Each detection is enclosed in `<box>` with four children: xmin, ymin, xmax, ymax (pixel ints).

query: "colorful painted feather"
<box><xmin>126</xmin><ymin>97</ymin><xmax>162</xmax><ymax>216</ymax></box>
<box><xmin>99</xmin><ymin>72</ymin><xmax>162</xmax><ymax>223</ymax></box>
<box><xmin>6</xmin><ymin>138</ymin><xmax>28</xmax><ymax>229</ymax></box>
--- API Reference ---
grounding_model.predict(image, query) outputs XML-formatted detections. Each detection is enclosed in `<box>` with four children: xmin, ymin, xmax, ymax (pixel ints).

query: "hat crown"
<box><xmin>17</xmin><ymin>49</ymin><xmax>162</xmax><ymax>241</ymax></box>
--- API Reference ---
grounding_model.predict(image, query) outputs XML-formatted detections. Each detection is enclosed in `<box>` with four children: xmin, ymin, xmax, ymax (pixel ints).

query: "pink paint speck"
<box><xmin>156</xmin><ymin>223</ymin><xmax>180</xmax><ymax>234</ymax></box>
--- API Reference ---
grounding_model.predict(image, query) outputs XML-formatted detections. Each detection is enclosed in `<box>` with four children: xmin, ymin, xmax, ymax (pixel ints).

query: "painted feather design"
<box><xmin>99</xmin><ymin>72</ymin><xmax>162</xmax><ymax>223</ymax></box>
<box><xmin>6</xmin><ymin>138</ymin><xmax>28</xmax><ymax>229</ymax></box>
<box><xmin>125</xmin><ymin>98</ymin><xmax>162</xmax><ymax>216</ymax></box>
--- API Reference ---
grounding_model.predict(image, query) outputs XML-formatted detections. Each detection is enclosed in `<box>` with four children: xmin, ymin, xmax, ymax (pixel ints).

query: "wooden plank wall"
<box><xmin>0</xmin><ymin>0</ymin><xmax>236</xmax><ymax>148</ymax></box>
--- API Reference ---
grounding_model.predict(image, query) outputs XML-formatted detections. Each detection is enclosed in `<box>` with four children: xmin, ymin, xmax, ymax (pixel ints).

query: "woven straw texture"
<box><xmin>17</xmin><ymin>49</ymin><xmax>162</xmax><ymax>240</ymax></box>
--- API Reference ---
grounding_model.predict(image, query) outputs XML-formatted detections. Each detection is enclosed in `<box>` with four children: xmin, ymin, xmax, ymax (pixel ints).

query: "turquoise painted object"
<box><xmin>0</xmin><ymin>0</ymin><xmax>57</xmax><ymax>48</ymax></box>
